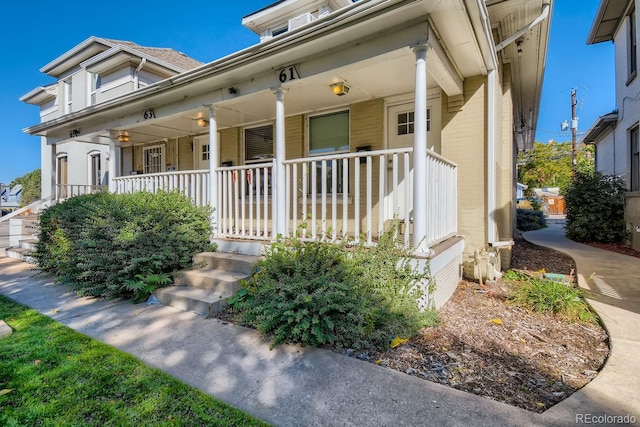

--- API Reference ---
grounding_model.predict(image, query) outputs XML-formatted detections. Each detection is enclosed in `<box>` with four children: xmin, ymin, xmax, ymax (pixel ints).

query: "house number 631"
<box><xmin>277</xmin><ymin>65</ymin><xmax>300</xmax><ymax>83</ymax></box>
<box><xmin>143</xmin><ymin>108</ymin><xmax>156</xmax><ymax>120</ymax></box>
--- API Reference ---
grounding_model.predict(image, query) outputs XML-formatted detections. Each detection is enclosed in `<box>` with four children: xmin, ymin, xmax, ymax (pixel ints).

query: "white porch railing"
<box><xmin>215</xmin><ymin>162</ymin><xmax>274</xmax><ymax>240</ymax></box>
<box><xmin>113</xmin><ymin>170</ymin><xmax>210</xmax><ymax>206</ymax></box>
<box><xmin>56</xmin><ymin>184</ymin><xmax>106</xmax><ymax>201</ymax></box>
<box><xmin>108</xmin><ymin>149</ymin><xmax>457</xmax><ymax>249</ymax></box>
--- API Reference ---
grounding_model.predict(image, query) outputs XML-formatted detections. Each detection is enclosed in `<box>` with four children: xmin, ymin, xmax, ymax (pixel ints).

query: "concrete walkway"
<box><xmin>524</xmin><ymin>223</ymin><xmax>640</xmax><ymax>423</ymax></box>
<box><xmin>0</xmin><ymin>223</ymin><xmax>638</xmax><ymax>426</ymax></box>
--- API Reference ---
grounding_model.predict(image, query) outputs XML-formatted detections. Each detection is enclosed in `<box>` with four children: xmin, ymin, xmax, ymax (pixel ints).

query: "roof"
<box><xmin>581</xmin><ymin>110</ymin><xmax>618</xmax><ymax>143</ymax></box>
<box><xmin>101</xmin><ymin>39</ymin><xmax>203</xmax><ymax>71</ymax></box>
<box><xmin>39</xmin><ymin>36</ymin><xmax>202</xmax><ymax>76</ymax></box>
<box><xmin>587</xmin><ymin>0</ymin><xmax>633</xmax><ymax>44</ymax></box>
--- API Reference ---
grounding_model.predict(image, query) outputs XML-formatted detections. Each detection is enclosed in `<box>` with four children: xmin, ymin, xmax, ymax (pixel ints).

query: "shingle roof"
<box><xmin>102</xmin><ymin>38</ymin><xmax>203</xmax><ymax>71</ymax></box>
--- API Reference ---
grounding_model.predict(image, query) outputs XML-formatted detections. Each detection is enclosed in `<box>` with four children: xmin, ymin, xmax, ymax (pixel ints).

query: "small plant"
<box><xmin>124</xmin><ymin>273</ymin><xmax>173</xmax><ymax>303</ymax></box>
<box><xmin>516</xmin><ymin>208</ymin><xmax>547</xmax><ymax>231</ymax></box>
<box><xmin>504</xmin><ymin>270</ymin><xmax>596</xmax><ymax>323</ymax></box>
<box><xmin>233</xmin><ymin>223</ymin><xmax>438</xmax><ymax>351</ymax></box>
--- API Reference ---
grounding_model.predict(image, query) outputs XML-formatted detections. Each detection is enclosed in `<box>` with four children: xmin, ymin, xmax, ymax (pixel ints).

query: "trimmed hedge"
<box><xmin>35</xmin><ymin>191</ymin><xmax>213</xmax><ymax>298</ymax></box>
<box><xmin>516</xmin><ymin>208</ymin><xmax>547</xmax><ymax>231</ymax></box>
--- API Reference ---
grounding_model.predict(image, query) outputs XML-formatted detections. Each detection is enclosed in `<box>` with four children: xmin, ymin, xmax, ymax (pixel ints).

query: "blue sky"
<box><xmin>0</xmin><ymin>0</ymin><xmax>615</xmax><ymax>185</ymax></box>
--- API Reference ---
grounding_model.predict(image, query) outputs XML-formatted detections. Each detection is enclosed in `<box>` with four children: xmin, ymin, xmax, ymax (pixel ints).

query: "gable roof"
<box><xmin>40</xmin><ymin>36</ymin><xmax>202</xmax><ymax>77</ymax></box>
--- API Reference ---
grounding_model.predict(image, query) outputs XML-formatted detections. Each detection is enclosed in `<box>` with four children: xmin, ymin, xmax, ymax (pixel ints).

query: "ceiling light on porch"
<box><xmin>331</xmin><ymin>82</ymin><xmax>350</xmax><ymax>96</ymax></box>
<box><xmin>117</xmin><ymin>134</ymin><xmax>130</xmax><ymax>143</ymax></box>
<box><xmin>197</xmin><ymin>118</ymin><xmax>209</xmax><ymax>127</ymax></box>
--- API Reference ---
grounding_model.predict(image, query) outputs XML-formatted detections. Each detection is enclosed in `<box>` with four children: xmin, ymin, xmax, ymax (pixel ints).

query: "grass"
<box><xmin>0</xmin><ymin>295</ymin><xmax>269</xmax><ymax>427</ymax></box>
<box><xmin>503</xmin><ymin>270</ymin><xmax>598</xmax><ymax>324</ymax></box>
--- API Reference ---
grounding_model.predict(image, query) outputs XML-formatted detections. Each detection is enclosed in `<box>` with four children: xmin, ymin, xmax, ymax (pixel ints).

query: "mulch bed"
<box><xmin>366</xmin><ymin>236</ymin><xmax>609</xmax><ymax>413</ymax></box>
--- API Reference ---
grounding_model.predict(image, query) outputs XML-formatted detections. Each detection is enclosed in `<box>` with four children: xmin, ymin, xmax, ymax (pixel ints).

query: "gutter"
<box><xmin>495</xmin><ymin>0</ymin><xmax>551</xmax><ymax>52</ymax></box>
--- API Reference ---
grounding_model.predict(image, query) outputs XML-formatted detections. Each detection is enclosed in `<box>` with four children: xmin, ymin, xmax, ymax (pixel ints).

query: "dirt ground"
<box><xmin>370</xmin><ymin>236</ymin><xmax>609</xmax><ymax>413</ymax></box>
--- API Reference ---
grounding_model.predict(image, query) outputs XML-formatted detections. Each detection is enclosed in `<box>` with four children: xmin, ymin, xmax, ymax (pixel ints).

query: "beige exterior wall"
<box><xmin>441</xmin><ymin>76</ymin><xmax>487</xmax><ymax>278</ymax></box>
<box><xmin>220</xmin><ymin>128</ymin><xmax>240</xmax><ymax>166</ymax></box>
<box><xmin>497</xmin><ymin>64</ymin><xmax>515</xmax><ymax>268</ymax></box>
<box><xmin>177</xmin><ymin>137</ymin><xmax>195</xmax><ymax>171</ymax></box>
<box><xmin>626</xmin><ymin>195</ymin><xmax>640</xmax><ymax>251</ymax></box>
<box><xmin>286</xmin><ymin>115</ymin><xmax>304</xmax><ymax>159</ymax></box>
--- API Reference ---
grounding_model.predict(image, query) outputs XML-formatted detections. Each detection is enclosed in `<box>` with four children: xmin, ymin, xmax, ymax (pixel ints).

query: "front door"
<box><xmin>194</xmin><ymin>134</ymin><xmax>221</xmax><ymax>170</ymax></box>
<box><xmin>57</xmin><ymin>156</ymin><xmax>68</xmax><ymax>198</ymax></box>
<box><xmin>386</xmin><ymin>97</ymin><xmax>440</xmax><ymax>220</ymax></box>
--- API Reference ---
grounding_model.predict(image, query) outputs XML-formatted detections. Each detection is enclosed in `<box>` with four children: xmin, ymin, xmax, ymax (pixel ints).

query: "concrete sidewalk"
<box><xmin>0</xmin><ymin>222</ymin><xmax>638</xmax><ymax>426</ymax></box>
<box><xmin>524</xmin><ymin>223</ymin><xmax>640</xmax><ymax>423</ymax></box>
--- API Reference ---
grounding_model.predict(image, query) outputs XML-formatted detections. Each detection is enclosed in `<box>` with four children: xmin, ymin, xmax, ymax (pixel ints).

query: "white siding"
<box><xmin>596</xmin><ymin>133</ymin><xmax>616</xmax><ymax>176</ymax></box>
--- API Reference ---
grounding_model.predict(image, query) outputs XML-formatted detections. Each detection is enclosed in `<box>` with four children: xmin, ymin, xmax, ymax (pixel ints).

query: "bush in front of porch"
<box><xmin>232</xmin><ymin>227</ymin><xmax>439</xmax><ymax>351</ymax></box>
<box><xmin>34</xmin><ymin>191</ymin><xmax>213</xmax><ymax>299</ymax></box>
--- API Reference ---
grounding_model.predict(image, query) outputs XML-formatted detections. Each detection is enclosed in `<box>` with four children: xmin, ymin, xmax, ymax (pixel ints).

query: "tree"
<box><xmin>10</xmin><ymin>169</ymin><xmax>41</xmax><ymax>206</ymax></box>
<box><xmin>517</xmin><ymin>141</ymin><xmax>593</xmax><ymax>192</ymax></box>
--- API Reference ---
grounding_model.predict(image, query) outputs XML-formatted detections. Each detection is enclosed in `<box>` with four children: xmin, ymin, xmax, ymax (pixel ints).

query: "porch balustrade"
<box><xmin>56</xmin><ymin>184</ymin><xmax>106</xmax><ymax>201</ymax></box>
<box><xmin>108</xmin><ymin>148</ymin><xmax>457</xmax><ymax>250</ymax></box>
<box><xmin>112</xmin><ymin>170</ymin><xmax>210</xmax><ymax>206</ymax></box>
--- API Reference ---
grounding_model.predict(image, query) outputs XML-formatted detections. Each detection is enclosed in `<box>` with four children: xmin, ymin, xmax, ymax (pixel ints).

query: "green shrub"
<box><xmin>234</xmin><ymin>226</ymin><xmax>438</xmax><ymax>351</ymax></box>
<box><xmin>516</xmin><ymin>208</ymin><xmax>547</xmax><ymax>231</ymax></box>
<box><xmin>504</xmin><ymin>270</ymin><xmax>596</xmax><ymax>323</ymax></box>
<box><xmin>564</xmin><ymin>170</ymin><xmax>627</xmax><ymax>243</ymax></box>
<box><xmin>35</xmin><ymin>191</ymin><xmax>213</xmax><ymax>299</ymax></box>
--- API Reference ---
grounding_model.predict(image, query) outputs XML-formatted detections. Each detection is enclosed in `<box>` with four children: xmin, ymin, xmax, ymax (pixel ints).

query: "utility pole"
<box><xmin>571</xmin><ymin>88</ymin><xmax>578</xmax><ymax>180</ymax></box>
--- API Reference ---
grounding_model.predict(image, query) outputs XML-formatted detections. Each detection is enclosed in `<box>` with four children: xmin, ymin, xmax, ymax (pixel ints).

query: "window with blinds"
<box><xmin>309</xmin><ymin>110</ymin><xmax>350</xmax><ymax>194</ymax></box>
<box><xmin>245</xmin><ymin>124</ymin><xmax>273</xmax><ymax>163</ymax></box>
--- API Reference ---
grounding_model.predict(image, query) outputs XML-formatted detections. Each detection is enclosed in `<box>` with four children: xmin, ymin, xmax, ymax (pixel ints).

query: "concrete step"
<box><xmin>174</xmin><ymin>269</ymin><xmax>247</xmax><ymax>294</ymax></box>
<box><xmin>5</xmin><ymin>247</ymin><xmax>36</xmax><ymax>264</ymax></box>
<box><xmin>192</xmin><ymin>252</ymin><xmax>261</xmax><ymax>276</ymax></box>
<box><xmin>154</xmin><ymin>286</ymin><xmax>231</xmax><ymax>317</ymax></box>
<box><xmin>20</xmin><ymin>239</ymin><xmax>38</xmax><ymax>251</ymax></box>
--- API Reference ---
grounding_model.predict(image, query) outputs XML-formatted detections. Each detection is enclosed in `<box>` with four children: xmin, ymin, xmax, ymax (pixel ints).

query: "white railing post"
<box><xmin>208</xmin><ymin>105</ymin><xmax>219</xmax><ymax>235</ymax></box>
<box><xmin>413</xmin><ymin>44</ymin><xmax>429</xmax><ymax>253</ymax></box>
<box><xmin>50</xmin><ymin>143</ymin><xmax>57</xmax><ymax>200</ymax></box>
<box><xmin>274</xmin><ymin>88</ymin><xmax>287</xmax><ymax>238</ymax></box>
<box><xmin>108</xmin><ymin>136</ymin><xmax>117</xmax><ymax>193</ymax></box>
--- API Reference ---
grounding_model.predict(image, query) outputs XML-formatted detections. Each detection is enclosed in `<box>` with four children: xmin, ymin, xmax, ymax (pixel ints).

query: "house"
<box><xmin>0</xmin><ymin>185</ymin><xmax>22</xmax><ymax>214</ymax></box>
<box><xmin>21</xmin><ymin>0</ymin><xmax>552</xmax><ymax>307</ymax></box>
<box><xmin>584</xmin><ymin>0</ymin><xmax>640</xmax><ymax>250</ymax></box>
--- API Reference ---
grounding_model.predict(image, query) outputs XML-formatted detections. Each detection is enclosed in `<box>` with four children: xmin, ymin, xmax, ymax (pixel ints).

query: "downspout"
<box><xmin>134</xmin><ymin>58</ymin><xmax>147</xmax><ymax>89</ymax></box>
<box><xmin>495</xmin><ymin>0</ymin><xmax>551</xmax><ymax>52</ymax></box>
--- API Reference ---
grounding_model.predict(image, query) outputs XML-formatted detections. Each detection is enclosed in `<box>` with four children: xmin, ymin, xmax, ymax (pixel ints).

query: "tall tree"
<box><xmin>10</xmin><ymin>169</ymin><xmax>41</xmax><ymax>206</ymax></box>
<box><xmin>517</xmin><ymin>141</ymin><xmax>593</xmax><ymax>192</ymax></box>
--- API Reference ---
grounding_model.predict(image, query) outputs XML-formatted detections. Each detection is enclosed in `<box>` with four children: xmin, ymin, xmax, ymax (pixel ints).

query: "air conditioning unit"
<box><xmin>288</xmin><ymin>12</ymin><xmax>316</xmax><ymax>30</ymax></box>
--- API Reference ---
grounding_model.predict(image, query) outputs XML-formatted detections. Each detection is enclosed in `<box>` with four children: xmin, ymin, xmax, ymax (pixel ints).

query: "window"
<box><xmin>630</xmin><ymin>7</ymin><xmax>637</xmax><ymax>81</ymax></box>
<box><xmin>396</xmin><ymin>108</ymin><xmax>431</xmax><ymax>135</ymax></box>
<box><xmin>89</xmin><ymin>153</ymin><xmax>101</xmax><ymax>186</ymax></box>
<box><xmin>143</xmin><ymin>145</ymin><xmax>164</xmax><ymax>174</ymax></box>
<box><xmin>245</xmin><ymin>124</ymin><xmax>273</xmax><ymax>163</ymax></box>
<box><xmin>309</xmin><ymin>110</ymin><xmax>350</xmax><ymax>193</ymax></box>
<box><xmin>90</xmin><ymin>74</ymin><xmax>101</xmax><ymax>105</ymax></box>
<box><xmin>64</xmin><ymin>79</ymin><xmax>72</xmax><ymax>114</ymax></box>
<box><xmin>272</xmin><ymin>25</ymin><xmax>288</xmax><ymax>37</ymax></box>
<box><xmin>631</xmin><ymin>125</ymin><xmax>639</xmax><ymax>191</ymax></box>
<box><xmin>201</xmin><ymin>144</ymin><xmax>210</xmax><ymax>161</ymax></box>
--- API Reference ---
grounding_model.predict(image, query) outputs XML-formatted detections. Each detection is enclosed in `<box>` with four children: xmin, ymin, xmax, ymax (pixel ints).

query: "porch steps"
<box><xmin>154</xmin><ymin>252</ymin><xmax>261</xmax><ymax>317</ymax></box>
<box><xmin>5</xmin><ymin>214</ymin><xmax>40</xmax><ymax>263</ymax></box>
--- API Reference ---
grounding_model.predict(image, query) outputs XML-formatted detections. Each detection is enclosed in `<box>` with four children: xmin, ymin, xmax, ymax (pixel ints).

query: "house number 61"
<box><xmin>277</xmin><ymin>65</ymin><xmax>300</xmax><ymax>83</ymax></box>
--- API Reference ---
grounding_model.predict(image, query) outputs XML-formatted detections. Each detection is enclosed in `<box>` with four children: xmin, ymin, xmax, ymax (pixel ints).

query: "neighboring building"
<box><xmin>1</xmin><ymin>185</ymin><xmax>22</xmax><ymax>214</ymax></box>
<box><xmin>585</xmin><ymin>0</ymin><xmax>640</xmax><ymax>250</ymax></box>
<box><xmin>21</xmin><ymin>0</ymin><xmax>552</xmax><ymax>305</ymax></box>
<box><xmin>516</xmin><ymin>182</ymin><xmax>528</xmax><ymax>199</ymax></box>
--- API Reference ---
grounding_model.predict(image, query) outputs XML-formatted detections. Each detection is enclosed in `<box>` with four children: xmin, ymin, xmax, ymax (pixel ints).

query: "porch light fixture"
<box><xmin>197</xmin><ymin>118</ymin><xmax>209</xmax><ymax>127</ymax></box>
<box><xmin>331</xmin><ymin>82</ymin><xmax>350</xmax><ymax>96</ymax></box>
<box><xmin>227</xmin><ymin>87</ymin><xmax>237</xmax><ymax>95</ymax></box>
<box><xmin>117</xmin><ymin>134</ymin><xmax>130</xmax><ymax>143</ymax></box>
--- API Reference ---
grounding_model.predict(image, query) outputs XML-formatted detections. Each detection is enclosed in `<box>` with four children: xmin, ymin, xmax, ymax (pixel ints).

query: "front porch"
<box><xmin>109</xmin><ymin>146</ymin><xmax>457</xmax><ymax>251</ymax></box>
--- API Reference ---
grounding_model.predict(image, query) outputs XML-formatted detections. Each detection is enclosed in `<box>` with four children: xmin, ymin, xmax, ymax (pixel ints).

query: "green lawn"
<box><xmin>0</xmin><ymin>295</ymin><xmax>269</xmax><ymax>426</ymax></box>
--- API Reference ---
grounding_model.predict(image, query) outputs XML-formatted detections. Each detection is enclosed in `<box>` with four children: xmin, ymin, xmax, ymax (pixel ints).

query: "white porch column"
<box><xmin>274</xmin><ymin>88</ymin><xmax>287</xmax><ymax>237</ymax></box>
<box><xmin>413</xmin><ymin>45</ymin><xmax>429</xmax><ymax>252</ymax></box>
<box><xmin>208</xmin><ymin>105</ymin><xmax>219</xmax><ymax>235</ymax></box>
<box><xmin>108</xmin><ymin>137</ymin><xmax>117</xmax><ymax>193</ymax></box>
<box><xmin>50</xmin><ymin>143</ymin><xmax>57</xmax><ymax>200</ymax></box>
